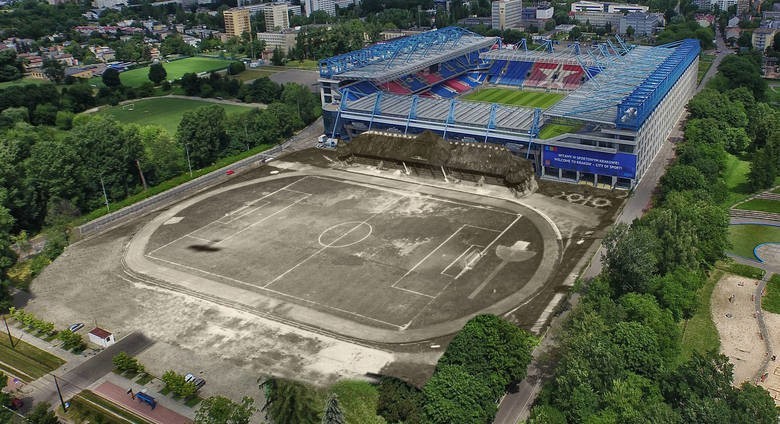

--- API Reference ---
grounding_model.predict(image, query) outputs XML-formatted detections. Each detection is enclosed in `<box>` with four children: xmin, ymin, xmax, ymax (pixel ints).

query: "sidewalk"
<box><xmin>93</xmin><ymin>381</ymin><xmax>192</xmax><ymax>424</ymax></box>
<box><xmin>95</xmin><ymin>372</ymin><xmax>197</xmax><ymax>420</ymax></box>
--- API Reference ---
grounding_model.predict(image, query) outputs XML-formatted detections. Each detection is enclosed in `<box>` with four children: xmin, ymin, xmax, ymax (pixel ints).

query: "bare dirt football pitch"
<box><xmin>126</xmin><ymin>172</ymin><xmax>558</xmax><ymax>342</ymax></box>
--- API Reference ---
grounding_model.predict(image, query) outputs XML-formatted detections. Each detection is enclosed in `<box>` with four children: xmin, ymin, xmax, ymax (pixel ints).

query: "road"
<box><xmin>21</xmin><ymin>332</ymin><xmax>153</xmax><ymax>413</ymax></box>
<box><xmin>493</xmin><ymin>36</ymin><xmax>733</xmax><ymax>423</ymax></box>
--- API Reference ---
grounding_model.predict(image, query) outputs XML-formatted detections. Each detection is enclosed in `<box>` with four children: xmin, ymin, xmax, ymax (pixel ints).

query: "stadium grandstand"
<box><xmin>318</xmin><ymin>27</ymin><xmax>699</xmax><ymax>189</ymax></box>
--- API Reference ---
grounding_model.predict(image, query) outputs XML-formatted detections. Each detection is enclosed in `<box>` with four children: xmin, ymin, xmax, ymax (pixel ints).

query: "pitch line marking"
<box><xmin>214</xmin><ymin>194</ymin><xmax>309</xmax><ymax>246</ymax></box>
<box><xmin>441</xmin><ymin>245</ymin><xmax>483</xmax><ymax>277</ymax></box>
<box><xmin>186</xmin><ymin>235</ymin><xmax>215</xmax><ymax>243</ymax></box>
<box><xmin>392</xmin><ymin>286</ymin><xmax>435</xmax><ymax>298</ymax></box>
<box><xmin>142</xmin><ymin>254</ymin><xmax>406</xmax><ymax>329</ymax></box>
<box><xmin>262</xmin><ymin>193</ymin><xmax>408</xmax><ymax>288</ymax></box>
<box><xmin>149</xmin><ymin>177</ymin><xmax>309</xmax><ymax>256</ymax></box>
<box><xmin>391</xmin><ymin>225</ymin><xmax>467</xmax><ymax>288</ymax></box>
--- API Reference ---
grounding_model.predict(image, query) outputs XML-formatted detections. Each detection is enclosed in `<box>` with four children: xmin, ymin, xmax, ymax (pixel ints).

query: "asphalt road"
<box><xmin>24</xmin><ymin>331</ymin><xmax>153</xmax><ymax>413</ymax></box>
<box><xmin>493</xmin><ymin>37</ymin><xmax>733</xmax><ymax>423</ymax></box>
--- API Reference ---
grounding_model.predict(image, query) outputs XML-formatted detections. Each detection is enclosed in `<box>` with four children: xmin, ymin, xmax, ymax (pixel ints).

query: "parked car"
<box><xmin>10</xmin><ymin>398</ymin><xmax>23</xmax><ymax>410</ymax></box>
<box><xmin>68</xmin><ymin>323</ymin><xmax>84</xmax><ymax>332</ymax></box>
<box><xmin>185</xmin><ymin>373</ymin><xmax>206</xmax><ymax>390</ymax></box>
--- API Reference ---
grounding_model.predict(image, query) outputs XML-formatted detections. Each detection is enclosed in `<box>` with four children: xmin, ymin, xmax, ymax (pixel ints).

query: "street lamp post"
<box><xmin>99</xmin><ymin>176</ymin><xmax>110</xmax><ymax>212</ymax></box>
<box><xmin>185</xmin><ymin>144</ymin><xmax>193</xmax><ymax>177</ymax></box>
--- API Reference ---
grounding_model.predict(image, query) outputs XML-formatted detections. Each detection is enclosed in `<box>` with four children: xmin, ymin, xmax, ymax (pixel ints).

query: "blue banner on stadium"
<box><xmin>542</xmin><ymin>146</ymin><xmax>637</xmax><ymax>179</ymax></box>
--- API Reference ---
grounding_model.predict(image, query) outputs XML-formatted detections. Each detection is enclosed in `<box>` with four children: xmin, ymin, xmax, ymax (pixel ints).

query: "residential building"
<box><xmin>619</xmin><ymin>12</ymin><xmax>664</xmax><ymax>36</ymax></box>
<box><xmin>752</xmin><ymin>28</ymin><xmax>778</xmax><ymax>51</ymax></box>
<box><xmin>573</xmin><ymin>11</ymin><xmax>622</xmax><ymax>28</ymax></box>
<box><xmin>737</xmin><ymin>0</ymin><xmax>749</xmax><ymax>14</ymax></box>
<box><xmin>710</xmin><ymin>0</ymin><xmax>737</xmax><ymax>12</ymax></box>
<box><xmin>304</xmin><ymin>0</ymin><xmax>336</xmax><ymax>17</ymax></box>
<box><xmin>256</xmin><ymin>29</ymin><xmax>299</xmax><ymax>54</ymax></box>
<box><xmin>695</xmin><ymin>13</ymin><xmax>715</xmax><ymax>27</ymax></box>
<box><xmin>92</xmin><ymin>0</ymin><xmax>127</xmax><ymax>8</ymax></box>
<box><xmin>491</xmin><ymin>0</ymin><xmax>523</xmax><ymax>30</ymax></box>
<box><xmin>380</xmin><ymin>29</ymin><xmax>425</xmax><ymax>40</ymax></box>
<box><xmin>224</xmin><ymin>8</ymin><xmax>252</xmax><ymax>37</ymax></box>
<box><xmin>89</xmin><ymin>45</ymin><xmax>116</xmax><ymax>62</ymax></box>
<box><xmin>570</xmin><ymin>1</ymin><xmax>647</xmax><ymax>13</ymax></box>
<box><xmin>264</xmin><ymin>3</ymin><xmax>290</xmax><ymax>31</ymax></box>
<box><xmin>692</xmin><ymin>0</ymin><xmax>711</xmax><ymax>10</ymax></box>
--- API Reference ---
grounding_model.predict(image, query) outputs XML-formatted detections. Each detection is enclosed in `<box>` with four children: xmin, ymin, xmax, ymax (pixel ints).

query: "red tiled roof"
<box><xmin>89</xmin><ymin>327</ymin><xmax>112</xmax><ymax>339</ymax></box>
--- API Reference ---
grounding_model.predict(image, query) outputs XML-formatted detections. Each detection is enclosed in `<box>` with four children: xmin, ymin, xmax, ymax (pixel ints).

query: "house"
<box><xmin>88</xmin><ymin>327</ymin><xmax>116</xmax><ymax>348</ymax></box>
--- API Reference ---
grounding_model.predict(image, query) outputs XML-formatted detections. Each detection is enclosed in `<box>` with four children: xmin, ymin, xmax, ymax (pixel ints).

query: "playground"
<box><xmin>461</xmin><ymin>88</ymin><xmax>565</xmax><ymax>109</ymax></box>
<box><xmin>128</xmin><ymin>173</ymin><xmax>558</xmax><ymax>339</ymax></box>
<box><xmin>97</xmin><ymin>97</ymin><xmax>257</xmax><ymax>135</ymax></box>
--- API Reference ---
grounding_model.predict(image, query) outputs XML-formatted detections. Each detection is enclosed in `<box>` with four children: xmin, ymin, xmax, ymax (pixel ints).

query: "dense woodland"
<box><xmin>524</xmin><ymin>52</ymin><xmax>779</xmax><ymax>423</ymax></box>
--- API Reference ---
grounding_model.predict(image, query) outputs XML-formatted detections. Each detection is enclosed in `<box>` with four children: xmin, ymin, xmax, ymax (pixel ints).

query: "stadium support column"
<box><xmin>484</xmin><ymin>103</ymin><xmax>499</xmax><ymax>143</ymax></box>
<box><xmin>368</xmin><ymin>92</ymin><xmax>383</xmax><ymax>131</ymax></box>
<box><xmin>443</xmin><ymin>99</ymin><xmax>457</xmax><ymax>139</ymax></box>
<box><xmin>404</xmin><ymin>95</ymin><xmax>419</xmax><ymax>135</ymax></box>
<box><xmin>526</xmin><ymin>108</ymin><xmax>542</xmax><ymax>160</ymax></box>
<box><xmin>331</xmin><ymin>89</ymin><xmax>349</xmax><ymax>138</ymax></box>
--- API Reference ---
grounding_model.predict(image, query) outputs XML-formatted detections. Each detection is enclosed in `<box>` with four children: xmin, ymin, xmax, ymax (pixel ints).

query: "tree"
<box><xmin>195</xmin><ymin>396</ymin><xmax>255</xmax><ymax>424</ymax></box>
<box><xmin>112</xmin><ymin>351</ymin><xmax>144</xmax><ymax>374</ymax></box>
<box><xmin>626</xmin><ymin>25</ymin><xmax>635</xmax><ymax>37</ymax></box>
<box><xmin>228</xmin><ymin>61</ymin><xmax>245</xmax><ymax>75</ymax></box>
<box><xmin>148</xmin><ymin>63</ymin><xmax>167</xmax><ymax>85</ymax></box>
<box><xmin>730</xmin><ymin>382</ymin><xmax>779</xmax><ymax>424</ymax></box>
<box><xmin>262</xmin><ymin>379</ymin><xmax>320</xmax><ymax>424</ymax></box>
<box><xmin>376</xmin><ymin>377</ymin><xmax>424</xmax><ymax>424</ymax></box>
<box><xmin>747</xmin><ymin>147</ymin><xmax>777</xmax><ymax>191</ymax></box>
<box><xmin>0</xmin><ymin>49</ymin><xmax>22</xmax><ymax>82</ymax></box>
<box><xmin>162</xmin><ymin>370</ymin><xmax>197</xmax><ymax>398</ymax></box>
<box><xmin>177</xmin><ymin>105</ymin><xmax>228</xmax><ymax>168</ymax></box>
<box><xmin>321</xmin><ymin>394</ymin><xmax>345</xmax><ymax>424</ymax></box>
<box><xmin>602</xmin><ymin>223</ymin><xmax>659</xmax><ymax>295</ymax></box>
<box><xmin>438</xmin><ymin>314</ymin><xmax>537</xmax><ymax>398</ymax></box>
<box><xmin>271</xmin><ymin>46</ymin><xmax>285</xmax><ymax>66</ymax></box>
<box><xmin>0</xmin><ymin>371</ymin><xmax>13</xmax><ymax>422</ymax></box>
<box><xmin>25</xmin><ymin>402</ymin><xmax>60</xmax><ymax>424</ymax></box>
<box><xmin>102</xmin><ymin>68</ymin><xmax>122</xmax><ymax>88</ymax></box>
<box><xmin>42</xmin><ymin>59</ymin><xmax>65</xmax><ymax>84</ymax></box>
<box><xmin>180</xmin><ymin>72</ymin><xmax>201</xmax><ymax>96</ymax></box>
<box><xmin>423</xmin><ymin>364</ymin><xmax>497</xmax><ymax>424</ymax></box>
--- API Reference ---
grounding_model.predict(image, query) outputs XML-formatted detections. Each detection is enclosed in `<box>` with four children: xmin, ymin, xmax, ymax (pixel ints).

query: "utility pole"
<box><xmin>3</xmin><ymin>315</ymin><xmax>15</xmax><ymax>348</ymax></box>
<box><xmin>185</xmin><ymin>144</ymin><xmax>193</xmax><ymax>177</ymax></box>
<box><xmin>135</xmin><ymin>159</ymin><xmax>148</xmax><ymax>191</ymax></box>
<box><xmin>99</xmin><ymin>176</ymin><xmax>110</xmax><ymax>212</ymax></box>
<box><xmin>53</xmin><ymin>375</ymin><xmax>68</xmax><ymax>412</ymax></box>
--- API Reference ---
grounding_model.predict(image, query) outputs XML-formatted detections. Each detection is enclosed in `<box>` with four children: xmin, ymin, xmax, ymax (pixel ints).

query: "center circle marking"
<box><xmin>318</xmin><ymin>221</ymin><xmax>374</xmax><ymax>248</ymax></box>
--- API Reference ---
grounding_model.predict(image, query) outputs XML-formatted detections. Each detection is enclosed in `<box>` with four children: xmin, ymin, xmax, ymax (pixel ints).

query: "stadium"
<box><xmin>318</xmin><ymin>26</ymin><xmax>700</xmax><ymax>189</ymax></box>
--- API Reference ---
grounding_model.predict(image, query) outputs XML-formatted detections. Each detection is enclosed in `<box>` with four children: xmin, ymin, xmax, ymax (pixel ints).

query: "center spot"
<box><xmin>318</xmin><ymin>222</ymin><xmax>373</xmax><ymax>248</ymax></box>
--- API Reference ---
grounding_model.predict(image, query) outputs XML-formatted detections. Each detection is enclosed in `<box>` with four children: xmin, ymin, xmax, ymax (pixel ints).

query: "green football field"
<box><xmin>119</xmin><ymin>57</ymin><xmax>233</xmax><ymax>86</ymax></box>
<box><xmin>98</xmin><ymin>97</ymin><xmax>256</xmax><ymax>135</ymax></box>
<box><xmin>461</xmin><ymin>88</ymin><xmax>565</xmax><ymax>109</ymax></box>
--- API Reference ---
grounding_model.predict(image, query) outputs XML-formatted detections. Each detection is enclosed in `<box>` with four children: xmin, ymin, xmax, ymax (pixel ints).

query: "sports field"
<box><xmin>98</xmin><ymin>97</ymin><xmax>256</xmax><ymax>135</ymax></box>
<box><xmin>119</xmin><ymin>57</ymin><xmax>233</xmax><ymax>86</ymax></box>
<box><xmin>462</xmin><ymin>88</ymin><xmax>565</xmax><ymax>108</ymax></box>
<box><xmin>127</xmin><ymin>173</ymin><xmax>557</xmax><ymax>340</ymax></box>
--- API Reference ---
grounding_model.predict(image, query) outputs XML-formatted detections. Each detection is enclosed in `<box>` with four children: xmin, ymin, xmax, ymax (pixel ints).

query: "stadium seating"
<box><xmin>430</xmin><ymin>84</ymin><xmax>458</xmax><ymax>98</ymax></box>
<box><xmin>402</xmin><ymin>74</ymin><xmax>428</xmax><ymax>91</ymax></box>
<box><xmin>342</xmin><ymin>81</ymin><xmax>378</xmax><ymax>100</ymax></box>
<box><xmin>444</xmin><ymin>79</ymin><xmax>470</xmax><ymax>93</ymax></box>
<box><xmin>559</xmin><ymin>64</ymin><xmax>585</xmax><ymax>90</ymax></box>
<box><xmin>487</xmin><ymin>60</ymin><xmax>507</xmax><ymax>82</ymax></box>
<box><xmin>420</xmin><ymin>72</ymin><xmax>443</xmax><ymax>85</ymax></box>
<box><xmin>524</xmin><ymin>62</ymin><xmax>558</xmax><ymax>88</ymax></box>
<box><xmin>497</xmin><ymin>61</ymin><xmax>533</xmax><ymax>86</ymax></box>
<box><xmin>381</xmin><ymin>80</ymin><xmax>412</xmax><ymax>94</ymax></box>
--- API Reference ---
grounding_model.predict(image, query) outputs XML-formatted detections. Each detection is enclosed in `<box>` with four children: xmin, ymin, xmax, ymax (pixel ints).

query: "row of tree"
<box><xmin>526</xmin><ymin>51</ymin><xmax>779</xmax><ymax>423</ymax></box>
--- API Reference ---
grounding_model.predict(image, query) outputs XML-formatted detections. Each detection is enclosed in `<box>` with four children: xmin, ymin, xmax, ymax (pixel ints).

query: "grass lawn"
<box><xmin>0</xmin><ymin>77</ymin><xmax>52</xmax><ymax>89</ymax></box>
<box><xmin>97</xmin><ymin>97</ymin><xmax>256</xmax><ymax>135</ymax></box>
<box><xmin>697</xmin><ymin>53</ymin><xmax>715</xmax><ymax>84</ymax></box>
<box><xmin>735</xmin><ymin>198</ymin><xmax>780</xmax><ymax>213</ymax></box>
<box><xmin>727</xmin><ymin>224</ymin><xmax>780</xmax><ymax>259</ymax></box>
<box><xmin>538</xmin><ymin>123</ymin><xmax>580</xmax><ymax>139</ymax></box>
<box><xmin>461</xmin><ymin>88</ymin><xmax>565</xmax><ymax>109</ymax></box>
<box><xmin>763</xmin><ymin>274</ymin><xmax>780</xmax><ymax>314</ymax></box>
<box><xmin>285</xmin><ymin>59</ymin><xmax>319</xmax><ymax>70</ymax></box>
<box><xmin>0</xmin><ymin>330</ymin><xmax>65</xmax><ymax>380</ymax></box>
<box><xmin>235</xmin><ymin>68</ymin><xmax>277</xmax><ymax>82</ymax></box>
<box><xmin>120</xmin><ymin>57</ymin><xmax>233</xmax><ymax>87</ymax></box>
<box><xmin>328</xmin><ymin>380</ymin><xmax>385</xmax><ymax>424</ymax></box>
<box><xmin>722</xmin><ymin>153</ymin><xmax>752</xmax><ymax>206</ymax></box>
<box><xmin>679</xmin><ymin>270</ymin><xmax>722</xmax><ymax>362</ymax></box>
<box><xmin>67</xmin><ymin>391</ymin><xmax>155</xmax><ymax>424</ymax></box>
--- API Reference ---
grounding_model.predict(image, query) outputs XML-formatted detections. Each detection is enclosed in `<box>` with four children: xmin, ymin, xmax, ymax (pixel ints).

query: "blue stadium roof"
<box><xmin>318</xmin><ymin>27</ymin><xmax>498</xmax><ymax>83</ymax></box>
<box><xmin>545</xmin><ymin>39</ymin><xmax>700</xmax><ymax>130</ymax></box>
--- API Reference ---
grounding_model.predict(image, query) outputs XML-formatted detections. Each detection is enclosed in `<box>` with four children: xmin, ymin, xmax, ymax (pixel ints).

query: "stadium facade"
<box><xmin>318</xmin><ymin>27</ymin><xmax>699</xmax><ymax>189</ymax></box>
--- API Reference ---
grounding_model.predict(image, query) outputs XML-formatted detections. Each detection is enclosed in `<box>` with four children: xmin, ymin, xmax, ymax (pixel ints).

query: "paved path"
<box><xmin>24</xmin><ymin>332</ymin><xmax>153</xmax><ymax>413</ymax></box>
<box><xmin>98</xmin><ymin>372</ymin><xmax>196</xmax><ymax>419</ymax></box>
<box><xmin>94</xmin><ymin>381</ymin><xmax>192</xmax><ymax>424</ymax></box>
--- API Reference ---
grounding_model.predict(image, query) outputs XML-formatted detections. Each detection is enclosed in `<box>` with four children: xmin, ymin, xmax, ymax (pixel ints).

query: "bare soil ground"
<box><xmin>758</xmin><ymin>312</ymin><xmax>780</xmax><ymax>404</ymax></box>
<box><xmin>712</xmin><ymin>274</ymin><xmax>764</xmax><ymax>385</ymax></box>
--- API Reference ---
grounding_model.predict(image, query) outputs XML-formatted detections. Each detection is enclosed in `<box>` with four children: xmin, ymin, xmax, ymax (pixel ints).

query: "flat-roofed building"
<box><xmin>264</xmin><ymin>3</ymin><xmax>290</xmax><ymax>31</ymax></box>
<box><xmin>224</xmin><ymin>8</ymin><xmax>251</xmax><ymax>37</ymax></box>
<box><xmin>491</xmin><ymin>0</ymin><xmax>523</xmax><ymax>30</ymax></box>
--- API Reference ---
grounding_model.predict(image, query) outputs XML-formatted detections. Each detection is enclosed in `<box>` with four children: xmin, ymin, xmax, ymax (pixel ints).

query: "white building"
<box><xmin>710</xmin><ymin>0</ymin><xmax>737</xmax><ymax>11</ymax></box>
<box><xmin>491</xmin><ymin>0</ymin><xmax>523</xmax><ymax>30</ymax></box>
<box><xmin>256</xmin><ymin>29</ymin><xmax>299</xmax><ymax>54</ymax></box>
<box><xmin>88</xmin><ymin>327</ymin><xmax>116</xmax><ymax>348</ymax></box>
<box><xmin>570</xmin><ymin>1</ymin><xmax>647</xmax><ymax>13</ymax></box>
<box><xmin>304</xmin><ymin>0</ymin><xmax>336</xmax><ymax>17</ymax></box>
<box><xmin>264</xmin><ymin>3</ymin><xmax>290</xmax><ymax>31</ymax></box>
<box><xmin>92</xmin><ymin>0</ymin><xmax>127</xmax><ymax>8</ymax></box>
